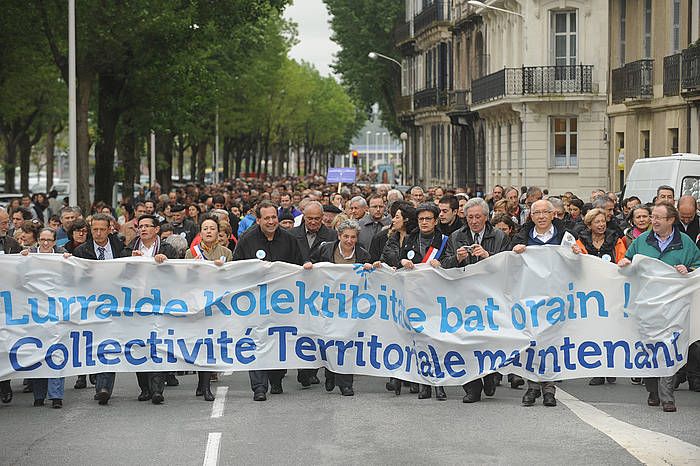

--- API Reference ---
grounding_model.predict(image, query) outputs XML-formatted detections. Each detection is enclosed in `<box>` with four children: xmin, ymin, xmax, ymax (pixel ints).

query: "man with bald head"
<box><xmin>676</xmin><ymin>196</ymin><xmax>699</xmax><ymax>246</ymax></box>
<box><xmin>291</xmin><ymin>201</ymin><xmax>337</xmax><ymax>265</ymax></box>
<box><xmin>511</xmin><ymin>198</ymin><xmax>574</xmax><ymax>408</ymax></box>
<box><xmin>0</xmin><ymin>208</ymin><xmax>22</xmax><ymax>254</ymax></box>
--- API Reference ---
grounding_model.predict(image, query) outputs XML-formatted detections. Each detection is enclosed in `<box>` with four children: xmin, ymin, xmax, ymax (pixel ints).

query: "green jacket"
<box><xmin>625</xmin><ymin>227</ymin><xmax>700</xmax><ymax>270</ymax></box>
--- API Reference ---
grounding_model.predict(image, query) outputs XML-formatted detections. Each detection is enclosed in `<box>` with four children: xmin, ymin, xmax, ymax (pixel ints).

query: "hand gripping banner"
<box><xmin>0</xmin><ymin>247</ymin><xmax>698</xmax><ymax>384</ymax></box>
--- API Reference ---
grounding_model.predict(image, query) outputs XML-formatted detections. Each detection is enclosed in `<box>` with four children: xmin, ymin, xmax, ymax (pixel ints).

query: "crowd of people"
<box><xmin>0</xmin><ymin>176</ymin><xmax>698</xmax><ymax>413</ymax></box>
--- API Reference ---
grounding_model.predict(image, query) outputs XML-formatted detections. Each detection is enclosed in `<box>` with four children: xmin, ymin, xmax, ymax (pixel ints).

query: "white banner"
<box><xmin>1</xmin><ymin>247</ymin><xmax>698</xmax><ymax>385</ymax></box>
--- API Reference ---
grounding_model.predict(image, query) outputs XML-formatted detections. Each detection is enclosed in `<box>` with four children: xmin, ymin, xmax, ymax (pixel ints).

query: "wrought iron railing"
<box><xmin>472</xmin><ymin>65</ymin><xmax>594</xmax><ymax>105</ymax></box>
<box><xmin>663</xmin><ymin>54</ymin><xmax>681</xmax><ymax>96</ymax></box>
<box><xmin>414</xmin><ymin>1</ymin><xmax>450</xmax><ymax>35</ymax></box>
<box><xmin>414</xmin><ymin>87</ymin><xmax>448</xmax><ymax>109</ymax></box>
<box><xmin>682</xmin><ymin>45</ymin><xmax>700</xmax><ymax>90</ymax></box>
<box><xmin>611</xmin><ymin>59</ymin><xmax>654</xmax><ymax>104</ymax></box>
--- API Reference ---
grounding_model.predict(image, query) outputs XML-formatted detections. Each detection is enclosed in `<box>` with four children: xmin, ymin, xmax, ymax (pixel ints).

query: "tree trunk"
<box><xmin>222</xmin><ymin>137</ymin><xmax>232</xmax><ymax>180</ymax></box>
<box><xmin>45</xmin><ymin>126</ymin><xmax>56</xmax><ymax>192</ymax></box>
<box><xmin>190</xmin><ymin>142</ymin><xmax>198</xmax><ymax>182</ymax></box>
<box><xmin>118</xmin><ymin>123</ymin><xmax>138</xmax><ymax>206</ymax></box>
<box><xmin>94</xmin><ymin>74</ymin><xmax>123</xmax><ymax>204</ymax></box>
<box><xmin>156</xmin><ymin>131</ymin><xmax>173</xmax><ymax>193</ymax></box>
<box><xmin>2</xmin><ymin>137</ymin><xmax>18</xmax><ymax>193</ymax></box>
<box><xmin>196</xmin><ymin>142</ymin><xmax>207</xmax><ymax>184</ymax></box>
<box><xmin>176</xmin><ymin>134</ymin><xmax>187</xmax><ymax>182</ymax></box>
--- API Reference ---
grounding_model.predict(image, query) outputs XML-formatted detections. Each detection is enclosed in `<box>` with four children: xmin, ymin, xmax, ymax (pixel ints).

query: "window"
<box><xmin>619</xmin><ymin>0</ymin><xmax>626</xmax><ymax>66</ymax></box>
<box><xmin>552</xmin><ymin>11</ymin><xmax>577</xmax><ymax>79</ymax></box>
<box><xmin>668</xmin><ymin>128</ymin><xmax>679</xmax><ymax>153</ymax></box>
<box><xmin>671</xmin><ymin>0</ymin><xmax>681</xmax><ymax>53</ymax></box>
<box><xmin>681</xmin><ymin>176</ymin><xmax>700</xmax><ymax>200</ymax></box>
<box><xmin>640</xmin><ymin>130</ymin><xmax>650</xmax><ymax>158</ymax></box>
<box><xmin>643</xmin><ymin>0</ymin><xmax>652</xmax><ymax>58</ymax></box>
<box><xmin>551</xmin><ymin>117</ymin><xmax>577</xmax><ymax>168</ymax></box>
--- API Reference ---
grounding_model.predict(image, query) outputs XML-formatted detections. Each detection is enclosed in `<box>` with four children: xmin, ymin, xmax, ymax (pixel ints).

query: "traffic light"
<box><xmin>352</xmin><ymin>150</ymin><xmax>359</xmax><ymax>165</ymax></box>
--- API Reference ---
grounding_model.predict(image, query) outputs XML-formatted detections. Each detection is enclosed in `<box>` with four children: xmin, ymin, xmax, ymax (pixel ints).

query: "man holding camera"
<box><xmin>440</xmin><ymin>198</ymin><xmax>511</xmax><ymax>403</ymax></box>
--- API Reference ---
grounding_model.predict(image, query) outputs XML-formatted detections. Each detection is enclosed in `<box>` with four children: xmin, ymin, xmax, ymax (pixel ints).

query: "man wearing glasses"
<box><xmin>358</xmin><ymin>195</ymin><xmax>390</xmax><ymax>251</ymax></box>
<box><xmin>618</xmin><ymin>202</ymin><xmax>700</xmax><ymax>413</ymax></box>
<box><xmin>0</xmin><ymin>208</ymin><xmax>22</xmax><ymax>255</ymax></box>
<box><xmin>511</xmin><ymin>198</ymin><xmax>573</xmax><ymax>408</ymax></box>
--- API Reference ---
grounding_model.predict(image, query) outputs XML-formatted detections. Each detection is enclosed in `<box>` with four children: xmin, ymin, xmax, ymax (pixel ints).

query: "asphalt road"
<box><xmin>0</xmin><ymin>373</ymin><xmax>698</xmax><ymax>465</ymax></box>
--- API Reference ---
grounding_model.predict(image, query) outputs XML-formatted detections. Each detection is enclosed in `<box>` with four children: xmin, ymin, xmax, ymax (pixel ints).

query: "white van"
<box><xmin>622</xmin><ymin>154</ymin><xmax>700</xmax><ymax>204</ymax></box>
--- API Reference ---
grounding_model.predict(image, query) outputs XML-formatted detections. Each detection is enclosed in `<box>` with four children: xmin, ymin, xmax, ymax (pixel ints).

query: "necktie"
<box><xmin>97</xmin><ymin>247</ymin><xmax>106</xmax><ymax>260</ymax></box>
<box><xmin>474</xmin><ymin>233</ymin><xmax>480</xmax><ymax>245</ymax></box>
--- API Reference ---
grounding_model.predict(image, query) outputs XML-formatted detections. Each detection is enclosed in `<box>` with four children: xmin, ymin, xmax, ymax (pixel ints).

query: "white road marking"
<box><xmin>203</xmin><ymin>432</ymin><xmax>222</xmax><ymax>466</ymax></box>
<box><xmin>557</xmin><ymin>388</ymin><xmax>700</xmax><ymax>465</ymax></box>
<box><xmin>210</xmin><ymin>387</ymin><xmax>228</xmax><ymax>419</ymax></box>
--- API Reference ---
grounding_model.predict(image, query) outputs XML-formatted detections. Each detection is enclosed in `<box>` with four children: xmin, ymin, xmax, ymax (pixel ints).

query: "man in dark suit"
<box><xmin>170</xmin><ymin>204</ymin><xmax>198</xmax><ymax>246</ymax></box>
<box><xmin>677</xmin><ymin>196</ymin><xmax>699</xmax><ymax>245</ymax></box>
<box><xmin>130</xmin><ymin>214</ymin><xmax>179</xmax><ymax>404</ymax></box>
<box><xmin>290</xmin><ymin>201</ymin><xmax>337</xmax><ymax>387</ymax></box>
<box><xmin>358</xmin><ymin>194</ymin><xmax>390</xmax><ymax>251</ymax></box>
<box><xmin>73</xmin><ymin>213</ymin><xmax>129</xmax><ymax>405</ymax></box>
<box><xmin>290</xmin><ymin>201</ymin><xmax>337</xmax><ymax>262</ymax></box>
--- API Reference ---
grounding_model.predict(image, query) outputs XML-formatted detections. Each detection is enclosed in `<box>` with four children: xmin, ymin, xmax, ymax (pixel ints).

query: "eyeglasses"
<box><xmin>39</xmin><ymin>238</ymin><xmax>55</xmax><ymax>242</ymax></box>
<box><xmin>531</xmin><ymin>210</ymin><xmax>553</xmax><ymax>216</ymax></box>
<box><xmin>417</xmin><ymin>217</ymin><xmax>435</xmax><ymax>222</ymax></box>
<box><xmin>74</xmin><ymin>229</ymin><xmax>88</xmax><ymax>234</ymax></box>
<box><xmin>650</xmin><ymin>215</ymin><xmax>672</xmax><ymax>220</ymax></box>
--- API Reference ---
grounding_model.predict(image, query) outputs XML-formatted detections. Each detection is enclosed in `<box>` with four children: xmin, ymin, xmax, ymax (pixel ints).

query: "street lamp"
<box><xmin>467</xmin><ymin>1</ymin><xmax>524</xmax><ymax>17</ymax></box>
<box><xmin>368</xmin><ymin>51</ymin><xmax>402</xmax><ymax>69</ymax></box>
<box><xmin>365</xmin><ymin>131</ymin><xmax>371</xmax><ymax>174</ymax></box>
<box><xmin>68</xmin><ymin>0</ymin><xmax>77</xmax><ymax>206</ymax></box>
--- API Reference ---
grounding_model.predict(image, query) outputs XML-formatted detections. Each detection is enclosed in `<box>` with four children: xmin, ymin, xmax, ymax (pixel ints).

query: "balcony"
<box><xmin>394</xmin><ymin>95</ymin><xmax>413</xmax><ymax>114</ymax></box>
<box><xmin>414</xmin><ymin>87</ymin><xmax>448</xmax><ymax>110</ymax></box>
<box><xmin>681</xmin><ymin>45</ymin><xmax>700</xmax><ymax>94</ymax></box>
<box><xmin>664</xmin><ymin>54</ymin><xmax>681</xmax><ymax>96</ymax></box>
<box><xmin>471</xmin><ymin>65</ymin><xmax>594</xmax><ymax>105</ymax></box>
<box><xmin>449</xmin><ymin>90</ymin><xmax>470</xmax><ymax>111</ymax></box>
<box><xmin>611</xmin><ymin>59</ymin><xmax>654</xmax><ymax>104</ymax></box>
<box><xmin>394</xmin><ymin>21</ymin><xmax>412</xmax><ymax>45</ymax></box>
<box><xmin>414</xmin><ymin>1</ymin><xmax>450</xmax><ymax>36</ymax></box>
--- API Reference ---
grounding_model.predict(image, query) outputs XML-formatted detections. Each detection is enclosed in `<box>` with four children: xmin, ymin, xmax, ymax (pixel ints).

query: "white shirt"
<box><xmin>93</xmin><ymin>241</ymin><xmax>114</xmax><ymax>260</ymax></box>
<box><xmin>138</xmin><ymin>241</ymin><xmax>156</xmax><ymax>257</ymax></box>
<box><xmin>532</xmin><ymin>224</ymin><xmax>555</xmax><ymax>244</ymax></box>
<box><xmin>470</xmin><ymin>228</ymin><xmax>485</xmax><ymax>244</ymax></box>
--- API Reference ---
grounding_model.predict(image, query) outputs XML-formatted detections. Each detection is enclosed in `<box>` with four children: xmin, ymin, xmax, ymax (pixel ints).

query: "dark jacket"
<box><xmin>676</xmin><ymin>216</ymin><xmax>700</xmax><ymax>245</ymax></box>
<box><xmin>73</xmin><ymin>234</ymin><xmax>129</xmax><ymax>260</ymax></box>
<box><xmin>291</xmin><ymin>223</ymin><xmax>337</xmax><ymax>263</ymax></box>
<box><xmin>441</xmin><ymin>222</ymin><xmax>510</xmax><ymax>269</ymax></box>
<box><xmin>510</xmin><ymin>218</ymin><xmax>571</xmax><ymax>248</ymax></box>
<box><xmin>232</xmin><ymin>224</ymin><xmax>305</xmax><ymax>265</ymax></box>
<box><xmin>369</xmin><ymin>225</ymin><xmax>392</xmax><ymax>263</ymax></box>
<box><xmin>382</xmin><ymin>228</ymin><xmax>448</xmax><ymax>269</ymax></box>
<box><xmin>0</xmin><ymin>234</ymin><xmax>22</xmax><ymax>254</ymax></box>
<box><xmin>172</xmin><ymin>218</ymin><xmax>198</xmax><ymax>246</ymax></box>
<box><xmin>311</xmin><ymin>240</ymin><xmax>371</xmax><ymax>264</ymax></box>
<box><xmin>128</xmin><ymin>237</ymin><xmax>179</xmax><ymax>260</ymax></box>
<box><xmin>575</xmin><ymin>227</ymin><xmax>627</xmax><ymax>263</ymax></box>
<box><xmin>439</xmin><ymin>217</ymin><xmax>464</xmax><ymax>237</ymax></box>
<box><xmin>358</xmin><ymin>216</ymin><xmax>391</xmax><ymax>251</ymax></box>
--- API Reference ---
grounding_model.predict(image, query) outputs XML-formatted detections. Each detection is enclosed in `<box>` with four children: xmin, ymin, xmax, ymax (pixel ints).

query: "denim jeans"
<box><xmin>33</xmin><ymin>378</ymin><xmax>65</xmax><ymax>400</ymax></box>
<box><xmin>95</xmin><ymin>372</ymin><xmax>116</xmax><ymax>395</ymax></box>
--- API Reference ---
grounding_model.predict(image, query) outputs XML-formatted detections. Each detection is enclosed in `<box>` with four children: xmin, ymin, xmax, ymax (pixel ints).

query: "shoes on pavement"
<box><xmin>165</xmin><ymin>374</ymin><xmax>179</xmax><ymax>387</ymax></box>
<box><xmin>409</xmin><ymin>383</ymin><xmax>420</xmax><ymax>394</ymax></box>
<box><xmin>253</xmin><ymin>391</ymin><xmax>267</xmax><ymax>401</ymax></box>
<box><xmin>309</xmin><ymin>375</ymin><xmax>320</xmax><ymax>385</ymax></box>
<box><xmin>589</xmin><ymin>377</ymin><xmax>605</xmax><ymax>386</ymax></box>
<box><xmin>270</xmin><ymin>384</ymin><xmax>283</xmax><ymax>395</ymax></box>
<box><xmin>340</xmin><ymin>386</ymin><xmax>354</xmax><ymax>396</ymax></box>
<box><xmin>418</xmin><ymin>385</ymin><xmax>432</xmax><ymax>399</ymax></box>
<box><xmin>51</xmin><ymin>399</ymin><xmax>62</xmax><ymax>409</ymax></box>
<box><xmin>462</xmin><ymin>391</ymin><xmax>481</xmax><ymax>403</ymax></box>
<box><xmin>606</xmin><ymin>377</ymin><xmax>617</xmax><ymax>384</ymax></box>
<box><xmin>435</xmin><ymin>386</ymin><xmax>447</xmax><ymax>401</ymax></box>
<box><xmin>74</xmin><ymin>375</ymin><xmax>87</xmax><ymax>390</ymax></box>
<box><xmin>483</xmin><ymin>375</ymin><xmax>497</xmax><ymax>396</ymax></box>
<box><xmin>630</xmin><ymin>377</ymin><xmax>642</xmax><ymax>385</ymax></box>
<box><xmin>0</xmin><ymin>389</ymin><xmax>12</xmax><ymax>404</ymax></box>
<box><xmin>138</xmin><ymin>390</ymin><xmax>152</xmax><ymax>401</ymax></box>
<box><xmin>33</xmin><ymin>399</ymin><xmax>45</xmax><ymax>407</ymax></box>
<box><xmin>297</xmin><ymin>374</ymin><xmax>311</xmax><ymax>388</ymax></box>
<box><xmin>509</xmin><ymin>375</ymin><xmax>525</xmax><ymax>389</ymax></box>
<box><xmin>95</xmin><ymin>389</ymin><xmax>110</xmax><ymax>405</ymax></box>
<box><xmin>543</xmin><ymin>393</ymin><xmax>557</xmax><ymax>407</ymax></box>
<box><xmin>210</xmin><ymin>373</ymin><xmax>219</xmax><ymax>382</ymax></box>
<box><xmin>325</xmin><ymin>379</ymin><xmax>335</xmax><ymax>392</ymax></box>
<box><xmin>151</xmin><ymin>393</ymin><xmax>164</xmax><ymax>405</ymax></box>
<box><xmin>673</xmin><ymin>373</ymin><xmax>687</xmax><ymax>390</ymax></box>
<box><xmin>522</xmin><ymin>389</ymin><xmax>541</xmax><ymax>406</ymax></box>
<box><xmin>662</xmin><ymin>401</ymin><xmax>677</xmax><ymax>412</ymax></box>
<box><xmin>89</xmin><ymin>374</ymin><xmax>96</xmax><ymax>385</ymax></box>
<box><xmin>647</xmin><ymin>391</ymin><xmax>660</xmax><ymax>407</ymax></box>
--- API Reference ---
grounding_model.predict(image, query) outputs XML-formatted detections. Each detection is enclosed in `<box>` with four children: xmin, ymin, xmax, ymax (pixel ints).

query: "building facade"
<box><xmin>608</xmin><ymin>0</ymin><xmax>700</xmax><ymax>192</ymax></box>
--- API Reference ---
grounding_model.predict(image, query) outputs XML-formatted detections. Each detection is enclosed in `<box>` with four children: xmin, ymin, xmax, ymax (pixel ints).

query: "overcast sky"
<box><xmin>283</xmin><ymin>0</ymin><xmax>340</xmax><ymax>77</ymax></box>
